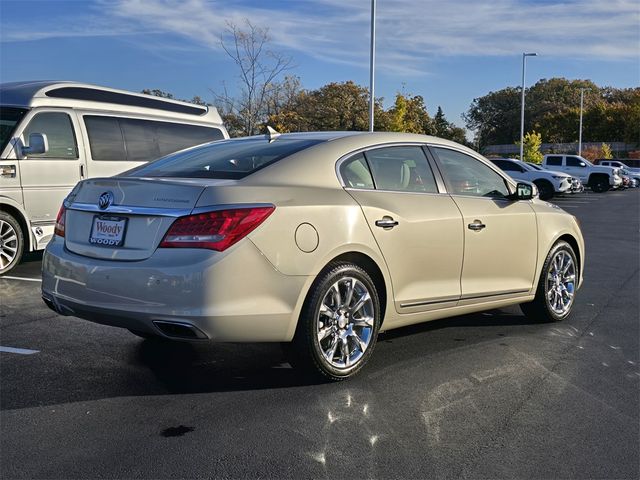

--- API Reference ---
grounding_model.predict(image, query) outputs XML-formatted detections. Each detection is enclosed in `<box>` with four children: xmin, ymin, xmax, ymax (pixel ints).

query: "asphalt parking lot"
<box><xmin>1</xmin><ymin>189</ymin><xmax>638</xmax><ymax>479</ymax></box>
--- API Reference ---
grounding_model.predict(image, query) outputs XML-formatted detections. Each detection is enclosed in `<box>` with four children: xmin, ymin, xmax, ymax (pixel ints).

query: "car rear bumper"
<box><xmin>41</xmin><ymin>236</ymin><xmax>309</xmax><ymax>342</ymax></box>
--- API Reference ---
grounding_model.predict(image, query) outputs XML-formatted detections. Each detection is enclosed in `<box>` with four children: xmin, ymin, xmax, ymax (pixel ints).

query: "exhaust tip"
<box><xmin>153</xmin><ymin>321</ymin><xmax>207</xmax><ymax>340</ymax></box>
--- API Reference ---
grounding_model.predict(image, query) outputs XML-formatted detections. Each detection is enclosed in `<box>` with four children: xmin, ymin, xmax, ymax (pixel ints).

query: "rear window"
<box><xmin>124</xmin><ymin>137</ymin><xmax>324</xmax><ymax>179</ymax></box>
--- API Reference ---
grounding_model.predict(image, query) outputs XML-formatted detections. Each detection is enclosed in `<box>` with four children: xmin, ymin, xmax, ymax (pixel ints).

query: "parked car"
<box><xmin>595</xmin><ymin>159</ymin><xmax>640</xmax><ymax>173</ymax></box>
<box><xmin>526</xmin><ymin>162</ymin><xmax>584</xmax><ymax>193</ymax></box>
<box><xmin>542</xmin><ymin>154</ymin><xmax>622</xmax><ymax>192</ymax></box>
<box><xmin>0</xmin><ymin>81</ymin><xmax>229</xmax><ymax>274</ymax></box>
<box><xmin>489</xmin><ymin>157</ymin><xmax>572</xmax><ymax>200</ymax></box>
<box><xmin>42</xmin><ymin>131</ymin><xmax>585</xmax><ymax>380</ymax></box>
<box><xmin>619</xmin><ymin>168</ymin><xmax>640</xmax><ymax>187</ymax></box>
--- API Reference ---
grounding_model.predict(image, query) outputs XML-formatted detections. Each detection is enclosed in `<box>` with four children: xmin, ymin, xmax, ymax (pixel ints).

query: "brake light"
<box><xmin>160</xmin><ymin>206</ymin><xmax>274</xmax><ymax>251</ymax></box>
<box><xmin>54</xmin><ymin>205</ymin><xmax>66</xmax><ymax>237</ymax></box>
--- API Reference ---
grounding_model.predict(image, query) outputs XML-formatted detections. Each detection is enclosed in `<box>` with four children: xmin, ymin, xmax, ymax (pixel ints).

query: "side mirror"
<box><xmin>21</xmin><ymin>133</ymin><xmax>49</xmax><ymax>156</ymax></box>
<box><xmin>579</xmin><ymin>162</ymin><xmax>586</xmax><ymax>167</ymax></box>
<box><xmin>511</xmin><ymin>182</ymin><xmax>534</xmax><ymax>200</ymax></box>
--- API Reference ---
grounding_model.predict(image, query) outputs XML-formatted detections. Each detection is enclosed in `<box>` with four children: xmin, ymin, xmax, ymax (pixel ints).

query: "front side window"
<box><xmin>546</xmin><ymin>156</ymin><xmax>562</xmax><ymax>166</ymax></box>
<box><xmin>433</xmin><ymin>147</ymin><xmax>509</xmax><ymax>198</ymax></box>
<box><xmin>22</xmin><ymin>112</ymin><xmax>78</xmax><ymax>159</ymax></box>
<box><xmin>0</xmin><ymin>107</ymin><xmax>27</xmax><ymax>153</ymax></box>
<box><xmin>364</xmin><ymin>146</ymin><xmax>438</xmax><ymax>193</ymax></box>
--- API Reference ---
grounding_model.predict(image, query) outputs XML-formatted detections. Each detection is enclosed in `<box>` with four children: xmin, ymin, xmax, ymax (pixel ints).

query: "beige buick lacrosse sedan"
<box><xmin>42</xmin><ymin>131</ymin><xmax>584</xmax><ymax>380</ymax></box>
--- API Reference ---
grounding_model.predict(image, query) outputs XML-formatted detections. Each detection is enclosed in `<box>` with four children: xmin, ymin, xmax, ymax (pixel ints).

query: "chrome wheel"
<box><xmin>0</xmin><ymin>219</ymin><xmax>19</xmax><ymax>272</ymax></box>
<box><xmin>545</xmin><ymin>250</ymin><xmax>576</xmax><ymax>316</ymax></box>
<box><xmin>316</xmin><ymin>277</ymin><xmax>375</xmax><ymax>369</ymax></box>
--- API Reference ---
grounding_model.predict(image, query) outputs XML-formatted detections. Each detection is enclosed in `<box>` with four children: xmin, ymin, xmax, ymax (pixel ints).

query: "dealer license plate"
<box><xmin>89</xmin><ymin>216</ymin><xmax>128</xmax><ymax>247</ymax></box>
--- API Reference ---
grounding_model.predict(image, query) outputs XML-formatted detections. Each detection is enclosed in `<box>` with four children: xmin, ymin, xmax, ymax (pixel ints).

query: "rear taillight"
<box><xmin>160</xmin><ymin>206</ymin><xmax>274</xmax><ymax>251</ymax></box>
<box><xmin>54</xmin><ymin>205</ymin><xmax>66</xmax><ymax>237</ymax></box>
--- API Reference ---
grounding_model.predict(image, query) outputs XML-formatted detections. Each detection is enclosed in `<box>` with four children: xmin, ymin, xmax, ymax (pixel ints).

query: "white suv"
<box><xmin>490</xmin><ymin>158</ymin><xmax>572</xmax><ymax>200</ymax></box>
<box><xmin>542</xmin><ymin>154</ymin><xmax>622</xmax><ymax>193</ymax></box>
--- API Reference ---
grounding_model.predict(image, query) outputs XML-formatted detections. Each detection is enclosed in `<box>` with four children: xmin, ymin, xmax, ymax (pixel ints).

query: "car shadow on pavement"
<box><xmin>132</xmin><ymin>307</ymin><xmax>541</xmax><ymax>394</ymax></box>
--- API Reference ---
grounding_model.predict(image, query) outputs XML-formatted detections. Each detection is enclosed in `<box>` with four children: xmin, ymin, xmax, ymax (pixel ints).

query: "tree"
<box><xmin>601</xmin><ymin>143</ymin><xmax>613</xmax><ymax>159</ymax></box>
<box><xmin>386</xmin><ymin>93</ymin><xmax>434</xmax><ymax>134</ymax></box>
<box><xmin>464</xmin><ymin>78</ymin><xmax>640</xmax><ymax>147</ymax></box>
<box><xmin>463</xmin><ymin>87</ymin><xmax>521</xmax><ymax>148</ymax></box>
<box><xmin>214</xmin><ymin>19</ymin><xmax>294</xmax><ymax>136</ymax></box>
<box><xmin>516</xmin><ymin>131</ymin><xmax>543</xmax><ymax>164</ymax></box>
<box><xmin>432</xmin><ymin>106</ymin><xmax>468</xmax><ymax>144</ymax></box>
<box><xmin>268</xmin><ymin>81</ymin><xmax>386</xmax><ymax>132</ymax></box>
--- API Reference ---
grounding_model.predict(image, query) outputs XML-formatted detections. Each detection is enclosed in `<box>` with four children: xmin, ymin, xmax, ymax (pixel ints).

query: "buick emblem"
<box><xmin>98</xmin><ymin>191</ymin><xmax>114</xmax><ymax>210</ymax></box>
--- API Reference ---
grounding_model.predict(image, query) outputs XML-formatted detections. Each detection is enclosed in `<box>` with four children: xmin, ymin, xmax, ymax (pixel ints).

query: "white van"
<box><xmin>0</xmin><ymin>81</ymin><xmax>229</xmax><ymax>274</ymax></box>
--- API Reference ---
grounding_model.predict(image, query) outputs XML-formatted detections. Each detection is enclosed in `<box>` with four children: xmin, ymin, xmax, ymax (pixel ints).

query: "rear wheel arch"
<box><xmin>322</xmin><ymin>251</ymin><xmax>388</xmax><ymax>323</ymax></box>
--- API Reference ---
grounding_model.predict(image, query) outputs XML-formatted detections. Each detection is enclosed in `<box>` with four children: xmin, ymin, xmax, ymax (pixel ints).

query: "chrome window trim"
<box><xmin>344</xmin><ymin>187</ymin><xmax>446</xmax><ymax>197</ymax></box>
<box><xmin>335</xmin><ymin>142</ymin><xmax>444</xmax><ymax>195</ymax></box>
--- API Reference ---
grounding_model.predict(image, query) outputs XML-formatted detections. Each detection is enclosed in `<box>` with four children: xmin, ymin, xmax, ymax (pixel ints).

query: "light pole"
<box><xmin>368</xmin><ymin>0</ymin><xmax>376</xmax><ymax>132</ymax></box>
<box><xmin>578</xmin><ymin>87</ymin><xmax>589</xmax><ymax>156</ymax></box>
<box><xmin>520</xmin><ymin>52</ymin><xmax>537</xmax><ymax>160</ymax></box>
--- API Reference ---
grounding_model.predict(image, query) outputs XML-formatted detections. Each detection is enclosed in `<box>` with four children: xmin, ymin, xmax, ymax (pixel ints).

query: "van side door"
<box><xmin>14</xmin><ymin>109</ymin><xmax>86</xmax><ymax>247</ymax></box>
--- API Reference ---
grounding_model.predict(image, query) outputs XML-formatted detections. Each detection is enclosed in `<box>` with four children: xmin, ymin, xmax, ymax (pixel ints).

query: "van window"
<box><xmin>84</xmin><ymin>115</ymin><xmax>224</xmax><ymax>162</ymax></box>
<box><xmin>1</xmin><ymin>107</ymin><xmax>27</xmax><ymax>152</ymax></box>
<box><xmin>545</xmin><ymin>156</ymin><xmax>563</xmax><ymax>166</ymax></box>
<box><xmin>23</xmin><ymin>112</ymin><xmax>78</xmax><ymax>159</ymax></box>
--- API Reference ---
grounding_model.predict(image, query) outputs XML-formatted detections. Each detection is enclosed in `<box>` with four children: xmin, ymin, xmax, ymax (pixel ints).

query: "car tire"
<box><xmin>590</xmin><ymin>176</ymin><xmax>609</xmax><ymax>193</ymax></box>
<box><xmin>520</xmin><ymin>240</ymin><xmax>578</xmax><ymax>322</ymax></box>
<box><xmin>0</xmin><ymin>211</ymin><xmax>24</xmax><ymax>276</ymax></box>
<box><xmin>289</xmin><ymin>262</ymin><xmax>381</xmax><ymax>381</ymax></box>
<box><xmin>534</xmin><ymin>180</ymin><xmax>554</xmax><ymax>200</ymax></box>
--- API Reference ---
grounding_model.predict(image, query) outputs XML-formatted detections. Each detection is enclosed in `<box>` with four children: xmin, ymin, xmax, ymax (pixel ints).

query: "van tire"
<box><xmin>0</xmin><ymin>211</ymin><xmax>24</xmax><ymax>275</ymax></box>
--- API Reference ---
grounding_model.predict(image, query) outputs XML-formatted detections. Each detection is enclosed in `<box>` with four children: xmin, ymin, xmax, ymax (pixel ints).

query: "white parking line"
<box><xmin>0</xmin><ymin>276</ymin><xmax>42</xmax><ymax>282</ymax></box>
<box><xmin>0</xmin><ymin>346</ymin><xmax>40</xmax><ymax>355</ymax></box>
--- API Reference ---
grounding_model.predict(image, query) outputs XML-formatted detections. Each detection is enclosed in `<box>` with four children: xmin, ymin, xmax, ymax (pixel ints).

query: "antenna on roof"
<box><xmin>266</xmin><ymin>126</ymin><xmax>281</xmax><ymax>143</ymax></box>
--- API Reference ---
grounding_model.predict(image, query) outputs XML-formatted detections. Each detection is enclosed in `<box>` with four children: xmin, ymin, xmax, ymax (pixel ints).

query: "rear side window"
<box><xmin>546</xmin><ymin>156</ymin><xmax>563</xmax><ymax>166</ymax></box>
<box><xmin>365</xmin><ymin>146</ymin><xmax>438</xmax><ymax>193</ymax></box>
<box><xmin>22</xmin><ymin>112</ymin><xmax>78</xmax><ymax>159</ymax></box>
<box><xmin>84</xmin><ymin>115</ymin><xmax>224</xmax><ymax>162</ymax></box>
<box><xmin>433</xmin><ymin>147</ymin><xmax>509</xmax><ymax>198</ymax></box>
<box><xmin>340</xmin><ymin>153</ymin><xmax>374</xmax><ymax>189</ymax></box>
<box><xmin>125</xmin><ymin>138</ymin><xmax>324</xmax><ymax>179</ymax></box>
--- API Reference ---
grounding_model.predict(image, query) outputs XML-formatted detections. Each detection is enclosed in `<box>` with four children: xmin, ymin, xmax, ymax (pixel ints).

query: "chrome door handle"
<box><xmin>1</xmin><ymin>164</ymin><xmax>16</xmax><ymax>178</ymax></box>
<box><xmin>468</xmin><ymin>221</ymin><xmax>486</xmax><ymax>231</ymax></box>
<box><xmin>375</xmin><ymin>217</ymin><xmax>399</xmax><ymax>229</ymax></box>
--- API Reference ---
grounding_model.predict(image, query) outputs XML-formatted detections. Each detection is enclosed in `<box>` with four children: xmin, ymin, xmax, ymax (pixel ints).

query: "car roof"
<box><xmin>0</xmin><ymin>80</ymin><xmax>223</xmax><ymax>124</ymax></box>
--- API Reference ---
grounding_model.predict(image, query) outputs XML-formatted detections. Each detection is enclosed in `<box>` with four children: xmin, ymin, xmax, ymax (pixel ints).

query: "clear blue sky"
<box><xmin>1</xmin><ymin>0</ymin><xmax>638</xmax><ymax>132</ymax></box>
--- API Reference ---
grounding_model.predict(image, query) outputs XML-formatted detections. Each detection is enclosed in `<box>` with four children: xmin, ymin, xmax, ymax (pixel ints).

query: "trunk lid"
<box><xmin>64</xmin><ymin>177</ymin><xmax>232</xmax><ymax>260</ymax></box>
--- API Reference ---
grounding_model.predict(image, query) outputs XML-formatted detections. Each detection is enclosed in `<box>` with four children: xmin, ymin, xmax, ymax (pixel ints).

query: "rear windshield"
<box><xmin>124</xmin><ymin>137</ymin><xmax>324</xmax><ymax>179</ymax></box>
<box><xmin>0</xmin><ymin>107</ymin><xmax>27</xmax><ymax>152</ymax></box>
